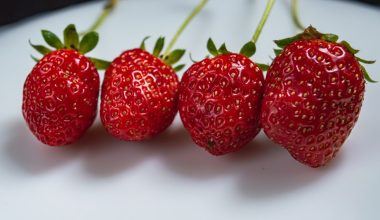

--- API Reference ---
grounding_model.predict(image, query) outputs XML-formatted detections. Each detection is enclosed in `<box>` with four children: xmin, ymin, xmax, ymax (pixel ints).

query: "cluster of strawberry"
<box><xmin>179</xmin><ymin>26</ymin><xmax>374</xmax><ymax>168</ymax></box>
<box><xmin>22</xmin><ymin>23</ymin><xmax>374</xmax><ymax>168</ymax></box>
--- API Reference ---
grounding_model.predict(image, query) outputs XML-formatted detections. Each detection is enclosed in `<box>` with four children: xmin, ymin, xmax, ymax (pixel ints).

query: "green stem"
<box><xmin>83</xmin><ymin>0</ymin><xmax>118</xmax><ymax>34</ymax></box>
<box><xmin>291</xmin><ymin>0</ymin><xmax>305</xmax><ymax>30</ymax></box>
<box><xmin>163</xmin><ymin>0</ymin><xmax>208</xmax><ymax>57</ymax></box>
<box><xmin>251</xmin><ymin>0</ymin><xmax>276</xmax><ymax>43</ymax></box>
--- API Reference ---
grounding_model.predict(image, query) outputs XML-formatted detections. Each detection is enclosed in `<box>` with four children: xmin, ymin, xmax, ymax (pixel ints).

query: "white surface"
<box><xmin>0</xmin><ymin>0</ymin><xmax>379</xmax><ymax>219</ymax></box>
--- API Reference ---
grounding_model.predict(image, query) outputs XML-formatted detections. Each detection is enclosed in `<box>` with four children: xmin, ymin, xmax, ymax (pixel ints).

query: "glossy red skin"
<box><xmin>22</xmin><ymin>49</ymin><xmax>100</xmax><ymax>146</ymax></box>
<box><xmin>100</xmin><ymin>48</ymin><xmax>179</xmax><ymax>141</ymax></box>
<box><xmin>179</xmin><ymin>53</ymin><xmax>264</xmax><ymax>155</ymax></box>
<box><xmin>261</xmin><ymin>39</ymin><xmax>365</xmax><ymax>167</ymax></box>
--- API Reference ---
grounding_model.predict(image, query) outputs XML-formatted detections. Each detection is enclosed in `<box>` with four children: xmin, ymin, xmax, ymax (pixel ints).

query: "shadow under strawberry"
<box><xmin>236</xmin><ymin>133</ymin><xmax>346</xmax><ymax>199</ymax></box>
<box><xmin>3</xmin><ymin>117</ymin><xmax>334</xmax><ymax>198</ymax></box>
<box><xmin>3</xmin><ymin>119</ymin><xmax>83</xmax><ymax>175</ymax></box>
<box><xmin>80</xmin><ymin>120</ymin><xmax>190</xmax><ymax>178</ymax></box>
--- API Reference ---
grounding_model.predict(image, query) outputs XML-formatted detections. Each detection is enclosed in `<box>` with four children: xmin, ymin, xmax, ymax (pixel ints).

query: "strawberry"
<box><xmin>178</xmin><ymin>0</ymin><xmax>276</xmax><ymax>155</ymax></box>
<box><xmin>100</xmin><ymin>0</ymin><xmax>208</xmax><ymax>141</ymax></box>
<box><xmin>179</xmin><ymin>39</ymin><xmax>265</xmax><ymax>155</ymax></box>
<box><xmin>261</xmin><ymin>26</ymin><xmax>376</xmax><ymax>167</ymax></box>
<box><xmin>23</xmin><ymin>24</ymin><xmax>109</xmax><ymax>146</ymax></box>
<box><xmin>100</xmin><ymin>44</ymin><xmax>183</xmax><ymax>140</ymax></box>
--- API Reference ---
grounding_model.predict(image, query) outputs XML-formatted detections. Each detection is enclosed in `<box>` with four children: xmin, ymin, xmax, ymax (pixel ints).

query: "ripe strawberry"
<box><xmin>261</xmin><ymin>26</ymin><xmax>376</xmax><ymax>167</ymax></box>
<box><xmin>179</xmin><ymin>39</ymin><xmax>265</xmax><ymax>155</ymax></box>
<box><xmin>100</xmin><ymin>0</ymin><xmax>208</xmax><ymax>141</ymax></box>
<box><xmin>23</xmin><ymin>24</ymin><xmax>109</xmax><ymax>146</ymax></box>
<box><xmin>100</xmin><ymin>38</ymin><xmax>185</xmax><ymax>140</ymax></box>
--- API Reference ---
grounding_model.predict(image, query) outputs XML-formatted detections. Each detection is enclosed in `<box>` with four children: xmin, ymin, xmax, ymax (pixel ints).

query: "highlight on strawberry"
<box><xmin>178</xmin><ymin>0</ymin><xmax>275</xmax><ymax>155</ymax></box>
<box><xmin>100</xmin><ymin>0</ymin><xmax>208</xmax><ymax>141</ymax></box>
<box><xmin>23</xmin><ymin>24</ymin><xmax>109</xmax><ymax>146</ymax></box>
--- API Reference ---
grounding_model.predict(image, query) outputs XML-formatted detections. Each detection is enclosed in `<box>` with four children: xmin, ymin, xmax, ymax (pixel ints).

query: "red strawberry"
<box><xmin>179</xmin><ymin>39</ymin><xmax>265</xmax><ymax>155</ymax></box>
<box><xmin>100</xmin><ymin>38</ymin><xmax>185</xmax><ymax>140</ymax></box>
<box><xmin>261</xmin><ymin>26</ymin><xmax>376</xmax><ymax>167</ymax></box>
<box><xmin>23</xmin><ymin>24</ymin><xmax>109</xmax><ymax>146</ymax></box>
<box><xmin>100</xmin><ymin>0</ymin><xmax>208</xmax><ymax>141</ymax></box>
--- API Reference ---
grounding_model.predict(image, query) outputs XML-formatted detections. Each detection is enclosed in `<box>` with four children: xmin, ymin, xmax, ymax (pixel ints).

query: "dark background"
<box><xmin>0</xmin><ymin>0</ymin><xmax>95</xmax><ymax>26</ymax></box>
<box><xmin>0</xmin><ymin>0</ymin><xmax>379</xmax><ymax>26</ymax></box>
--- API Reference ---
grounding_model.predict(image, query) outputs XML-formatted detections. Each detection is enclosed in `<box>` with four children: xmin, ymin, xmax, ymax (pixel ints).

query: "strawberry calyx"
<box><xmin>205</xmin><ymin>38</ymin><xmax>270</xmax><ymax>71</ymax></box>
<box><xmin>140</xmin><ymin>0</ymin><xmax>209</xmax><ymax>72</ymax></box>
<box><xmin>206</xmin><ymin>38</ymin><xmax>231</xmax><ymax>57</ymax></box>
<box><xmin>194</xmin><ymin>0</ymin><xmax>275</xmax><ymax>71</ymax></box>
<box><xmin>29</xmin><ymin>24</ymin><xmax>110</xmax><ymax>70</ymax></box>
<box><xmin>139</xmin><ymin>36</ymin><xmax>186</xmax><ymax>72</ymax></box>
<box><xmin>274</xmin><ymin>26</ymin><xmax>376</xmax><ymax>83</ymax></box>
<box><xmin>206</xmin><ymin>38</ymin><xmax>256</xmax><ymax>57</ymax></box>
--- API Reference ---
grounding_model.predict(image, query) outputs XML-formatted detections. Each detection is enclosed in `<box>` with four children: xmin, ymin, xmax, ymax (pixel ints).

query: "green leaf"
<box><xmin>356</xmin><ymin>57</ymin><xmax>376</xmax><ymax>64</ymax></box>
<box><xmin>79</xmin><ymin>31</ymin><xmax>99</xmax><ymax>54</ymax></box>
<box><xmin>360</xmin><ymin>65</ymin><xmax>377</xmax><ymax>83</ymax></box>
<box><xmin>207</xmin><ymin>38</ymin><xmax>218</xmax><ymax>56</ymax></box>
<box><xmin>153</xmin><ymin>37</ymin><xmax>165</xmax><ymax>57</ymax></box>
<box><xmin>29</xmin><ymin>40</ymin><xmax>51</xmax><ymax>55</ymax></box>
<box><xmin>274</xmin><ymin>35</ymin><xmax>301</xmax><ymax>48</ymax></box>
<box><xmin>340</xmin><ymin>40</ymin><xmax>359</xmax><ymax>55</ymax></box>
<box><xmin>140</xmin><ymin>36</ymin><xmax>150</xmax><ymax>50</ymax></box>
<box><xmin>256</xmin><ymin>63</ymin><xmax>270</xmax><ymax>71</ymax></box>
<box><xmin>218</xmin><ymin>43</ymin><xmax>229</xmax><ymax>55</ymax></box>
<box><xmin>274</xmin><ymin>49</ymin><xmax>282</xmax><ymax>56</ymax></box>
<box><xmin>239</xmin><ymin>41</ymin><xmax>256</xmax><ymax>58</ymax></box>
<box><xmin>173</xmin><ymin>64</ymin><xmax>186</xmax><ymax>72</ymax></box>
<box><xmin>41</xmin><ymin>30</ymin><xmax>63</xmax><ymax>49</ymax></box>
<box><xmin>30</xmin><ymin>55</ymin><xmax>40</xmax><ymax>62</ymax></box>
<box><xmin>88</xmin><ymin>57</ymin><xmax>111</xmax><ymax>70</ymax></box>
<box><xmin>321</xmin><ymin>33</ymin><xmax>339</xmax><ymax>43</ymax></box>
<box><xmin>165</xmin><ymin>49</ymin><xmax>186</xmax><ymax>65</ymax></box>
<box><xmin>63</xmin><ymin>24</ymin><xmax>79</xmax><ymax>50</ymax></box>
